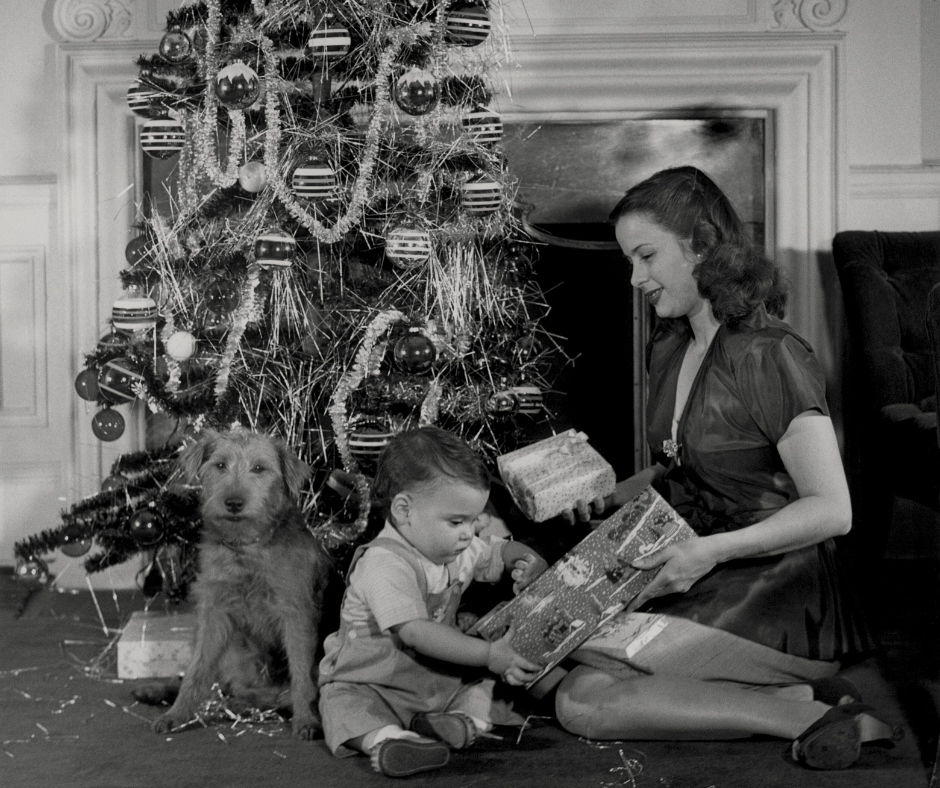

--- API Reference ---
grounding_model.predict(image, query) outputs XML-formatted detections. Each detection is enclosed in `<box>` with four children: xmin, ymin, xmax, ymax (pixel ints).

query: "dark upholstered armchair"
<box><xmin>833</xmin><ymin>231</ymin><xmax>940</xmax><ymax>577</ymax></box>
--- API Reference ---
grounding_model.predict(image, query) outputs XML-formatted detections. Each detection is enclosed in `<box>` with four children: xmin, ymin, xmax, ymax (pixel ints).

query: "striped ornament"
<box><xmin>127</xmin><ymin>82</ymin><xmax>160</xmax><ymax>118</ymax></box>
<box><xmin>511</xmin><ymin>385</ymin><xmax>544</xmax><ymax>417</ymax></box>
<box><xmin>291</xmin><ymin>160</ymin><xmax>337</xmax><ymax>200</ymax></box>
<box><xmin>348</xmin><ymin>421</ymin><xmax>393</xmax><ymax>462</ymax></box>
<box><xmin>254</xmin><ymin>232</ymin><xmax>297</xmax><ymax>267</ymax></box>
<box><xmin>112</xmin><ymin>296</ymin><xmax>159</xmax><ymax>333</ymax></box>
<box><xmin>98</xmin><ymin>358</ymin><xmax>144</xmax><ymax>404</ymax></box>
<box><xmin>444</xmin><ymin>4</ymin><xmax>491</xmax><ymax>47</ymax></box>
<box><xmin>460</xmin><ymin>177</ymin><xmax>501</xmax><ymax>214</ymax></box>
<box><xmin>461</xmin><ymin>107</ymin><xmax>503</xmax><ymax>145</ymax></box>
<box><xmin>385</xmin><ymin>228</ymin><xmax>432</xmax><ymax>268</ymax></box>
<box><xmin>308</xmin><ymin>24</ymin><xmax>351</xmax><ymax>60</ymax></box>
<box><xmin>140</xmin><ymin>119</ymin><xmax>185</xmax><ymax>160</ymax></box>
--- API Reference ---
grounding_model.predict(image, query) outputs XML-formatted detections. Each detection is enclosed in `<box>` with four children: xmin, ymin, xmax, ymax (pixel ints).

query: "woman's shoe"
<box><xmin>409</xmin><ymin>711</ymin><xmax>477</xmax><ymax>749</ymax></box>
<box><xmin>792</xmin><ymin>702</ymin><xmax>903</xmax><ymax>771</ymax></box>
<box><xmin>807</xmin><ymin>676</ymin><xmax>862</xmax><ymax>707</ymax></box>
<box><xmin>370</xmin><ymin>737</ymin><xmax>450</xmax><ymax>777</ymax></box>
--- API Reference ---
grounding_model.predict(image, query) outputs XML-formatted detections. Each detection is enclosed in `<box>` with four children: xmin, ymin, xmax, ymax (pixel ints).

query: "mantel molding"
<box><xmin>52</xmin><ymin>0</ymin><xmax>134</xmax><ymax>42</ymax></box>
<box><xmin>771</xmin><ymin>0</ymin><xmax>848</xmax><ymax>31</ymax></box>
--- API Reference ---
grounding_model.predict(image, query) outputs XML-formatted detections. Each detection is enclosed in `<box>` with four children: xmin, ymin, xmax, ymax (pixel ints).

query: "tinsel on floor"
<box><xmin>13</xmin><ymin>0</ymin><xmax>567</xmax><ymax>600</ymax></box>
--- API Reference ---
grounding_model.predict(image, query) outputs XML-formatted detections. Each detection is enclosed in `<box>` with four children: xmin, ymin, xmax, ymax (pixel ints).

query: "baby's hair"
<box><xmin>372</xmin><ymin>426</ymin><xmax>490</xmax><ymax>524</ymax></box>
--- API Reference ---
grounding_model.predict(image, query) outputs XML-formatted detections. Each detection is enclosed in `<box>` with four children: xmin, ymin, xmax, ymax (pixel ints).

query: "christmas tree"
<box><xmin>13</xmin><ymin>0</ymin><xmax>563</xmax><ymax>600</ymax></box>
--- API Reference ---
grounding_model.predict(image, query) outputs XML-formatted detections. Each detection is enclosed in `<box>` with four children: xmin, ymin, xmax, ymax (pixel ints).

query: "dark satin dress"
<box><xmin>640</xmin><ymin>306</ymin><xmax>874</xmax><ymax>662</ymax></box>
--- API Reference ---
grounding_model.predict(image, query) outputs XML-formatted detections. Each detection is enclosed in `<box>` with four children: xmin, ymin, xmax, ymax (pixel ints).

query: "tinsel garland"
<box><xmin>214</xmin><ymin>268</ymin><xmax>262</xmax><ymax>397</ymax></box>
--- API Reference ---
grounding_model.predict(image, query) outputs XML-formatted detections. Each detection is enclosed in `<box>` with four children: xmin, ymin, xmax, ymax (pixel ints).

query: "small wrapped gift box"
<box><xmin>497</xmin><ymin>429</ymin><xmax>616</xmax><ymax>522</ymax></box>
<box><xmin>117</xmin><ymin>610</ymin><xmax>195</xmax><ymax>679</ymax></box>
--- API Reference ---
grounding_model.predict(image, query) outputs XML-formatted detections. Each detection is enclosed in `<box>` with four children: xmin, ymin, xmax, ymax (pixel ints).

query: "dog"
<box><xmin>144</xmin><ymin>429</ymin><xmax>333</xmax><ymax>740</ymax></box>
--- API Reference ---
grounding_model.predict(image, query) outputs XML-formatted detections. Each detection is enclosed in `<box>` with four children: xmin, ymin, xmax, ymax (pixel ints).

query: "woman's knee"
<box><xmin>554</xmin><ymin>667</ymin><xmax>613</xmax><ymax>739</ymax></box>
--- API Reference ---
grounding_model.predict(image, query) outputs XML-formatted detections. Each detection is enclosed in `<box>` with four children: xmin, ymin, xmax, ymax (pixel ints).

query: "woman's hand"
<box><xmin>486</xmin><ymin>625</ymin><xmax>544</xmax><ymax>685</ymax></box>
<box><xmin>625</xmin><ymin>538</ymin><xmax>717</xmax><ymax>613</ymax></box>
<box><xmin>510</xmin><ymin>553</ymin><xmax>549</xmax><ymax>594</ymax></box>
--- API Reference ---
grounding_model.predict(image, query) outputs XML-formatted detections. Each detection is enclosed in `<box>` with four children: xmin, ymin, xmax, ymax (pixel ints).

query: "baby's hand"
<box><xmin>511</xmin><ymin>553</ymin><xmax>549</xmax><ymax>594</ymax></box>
<box><xmin>560</xmin><ymin>496</ymin><xmax>608</xmax><ymax>526</ymax></box>
<box><xmin>486</xmin><ymin>625</ymin><xmax>543</xmax><ymax>686</ymax></box>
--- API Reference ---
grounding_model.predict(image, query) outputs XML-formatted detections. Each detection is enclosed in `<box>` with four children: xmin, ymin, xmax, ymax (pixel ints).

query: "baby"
<box><xmin>318</xmin><ymin>426</ymin><xmax>548</xmax><ymax>777</ymax></box>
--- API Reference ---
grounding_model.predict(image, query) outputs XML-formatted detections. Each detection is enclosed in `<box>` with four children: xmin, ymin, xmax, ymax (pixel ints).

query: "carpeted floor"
<box><xmin>0</xmin><ymin>562</ymin><xmax>936</xmax><ymax>788</ymax></box>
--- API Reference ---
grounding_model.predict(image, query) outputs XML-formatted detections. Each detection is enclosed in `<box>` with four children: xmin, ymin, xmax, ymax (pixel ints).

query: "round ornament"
<box><xmin>460</xmin><ymin>176</ymin><xmax>501</xmax><ymax>214</ymax></box>
<box><xmin>158</xmin><ymin>29</ymin><xmax>193</xmax><ymax>64</ymax></box>
<box><xmin>112</xmin><ymin>294</ymin><xmax>159</xmax><ymax>333</ymax></box>
<box><xmin>166</xmin><ymin>330</ymin><xmax>197</xmax><ymax>361</ymax></box>
<box><xmin>215</xmin><ymin>62</ymin><xmax>261</xmax><ymax>110</ymax></box>
<box><xmin>486</xmin><ymin>388</ymin><xmax>519</xmax><ymax>415</ymax></box>
<box><xmin>393</xmin><ymin>331</ymin><xmax>437</xmax><ymax>374</ymax></box>
<box><xmin>511</xmin><ymin>384</ymin><xmax>544</xmax><ymax>417</ymax></box>
<box><xmin>202</xmin><ymin>311</ymin><xmax>232</xmax><ymax>339</ymax></box>
<box><xmin>308</xmin><ymin>22</ymin><xmax>351</xmax><ymax>60</ymax></box>
<box><xmin>254</xmin><ymin>232</ymin><xmax>296</xmax><ymax>268</ymax></box>
<box><xmin>461</xmin><ymin>106</ymin><xmax>503</xmax><ymax>145</ymax></box>
<box><xmin>348</xmin><ymin>419</ymin><xmax>393</xmax><ymax>463</ymax></box>
<box><xmin>503</xmin><ymin>246</ymin><xmax>533</xmax><ymax>286</ymax></box>
<box><xmin>98</xmin><ymin>357</ymin><xmax>143</xmax><ymax>404</ymax></box>
<box><xmin>393</xmin><ymin>66</ymin><xmax>439</xmax><ymax>116</ymax></box>
<box><xmin>237</xmin><ymin>160</ymin><xmax>267</xmax><ymax>193</ymax></box>
<box><xmin>61</xmin><ymin>525</ymin><xmax>92</xmax><ymax>558</ymax></box>
<box><xmin>74</xmin><ymin>367</ymin><xmax>101</xmax><ymax>401</ymax></box>
<box><xmin>14</xmin><ymin>559</ymin><xmax>48</xmax><ymax>585</ymax></box>
<box><xmin>516</xmin><ymin>332</ymin><xmax>545</xmax><ymax>360</ymax></box>
<box><xmin>385</xmin><ymin>227</ymin><xmax>431</xmax><ymax>268</ymax></box>
<box><xmin>97</xmin><ymin>330</ymin><xmax>126</xmax><ymax>359</ymax></box>
<box><xmin>125</xmin><ymin>235</ymin><xmax>154</xmax><ymax>266</ymax></box>
<box><xmin>126</xmin><ymin>81</ymin><xmax>161</xmax><ymax>118</ymax></box>
<box><xmin>140</xmin><ymin>118</ymin><xmax>186</xmax><ymax>160</ymax></box>
<box><xmin>204</xmin><ymin>279</ymin><xmax>240</xmax><ymax>315</ymax></box>
<box><xmin>142</xmin><ymin>561</ymin><xmax>164</xmax><ymax>598</ymax></box>
<box><xmin>291</xmin><ymin>157</ymin><xmax>337</xmax><ymax>201</ymax></box>
<box><xmin>129</xmin><ymin>509</ymin><xmax>163</xmax><ymax>546</ymax></box>
<box><xmin>101</xmin><ymin>473</ymin><xmax>126</xmax><ymax>492</ymax></box>
<box><xmin>444</xmin><ymin>3</ymin><xmax>491</xmax><ymax>47</ymax></box>
<box><xmin>91</xmin><ymin>408</ymin><xmax>126</xmax><ymax>441</ymax></box>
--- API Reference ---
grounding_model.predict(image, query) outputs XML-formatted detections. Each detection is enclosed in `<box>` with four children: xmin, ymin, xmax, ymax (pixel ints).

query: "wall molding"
<box><xmin>771</xmin><ymin>0</ymin><xmax>848</xmax><ymax>31</ymax></box>
<box><xmin>52</xmin><ymin>0</ymin><xmax>133</xmax><ymax>42</ymax></box>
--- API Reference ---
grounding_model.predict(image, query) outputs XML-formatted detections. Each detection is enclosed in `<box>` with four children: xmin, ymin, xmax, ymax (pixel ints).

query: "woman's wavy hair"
<box><xmin>608</xmin><ymin>166</ymin><xmax>787</xmax><ymax>326</ymax></box>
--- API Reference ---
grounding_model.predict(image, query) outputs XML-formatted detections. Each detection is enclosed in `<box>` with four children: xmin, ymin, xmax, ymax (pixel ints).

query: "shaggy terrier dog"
<box><xmin>146</xmin><ymin>429</ymin><xmax>332</xmax><ymax>740</ymax></box>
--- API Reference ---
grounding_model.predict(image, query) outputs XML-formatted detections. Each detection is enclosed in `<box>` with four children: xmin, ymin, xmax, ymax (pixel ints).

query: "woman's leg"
<box><xmin>556</xmin><ymin>665</ymin><xmax>897</xmax><ymax>744</ymax></box>
<box><xmin>555</xmin><ymin>664</ymin><xmax>832</xmax><ymax>741</ymax></box>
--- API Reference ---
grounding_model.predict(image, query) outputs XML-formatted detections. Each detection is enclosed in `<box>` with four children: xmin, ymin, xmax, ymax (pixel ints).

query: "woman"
<box><xmin>554</xmin><ymin>166</ymin><xmax>900</xmax><ymax>770</ymax></box>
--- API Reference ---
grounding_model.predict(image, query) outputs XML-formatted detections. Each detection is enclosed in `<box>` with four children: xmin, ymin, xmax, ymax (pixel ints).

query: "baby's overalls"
<box><xmin>319</xmin><ymin>537</ymin><xmax>517</xmax><ymax>756</ymax></box>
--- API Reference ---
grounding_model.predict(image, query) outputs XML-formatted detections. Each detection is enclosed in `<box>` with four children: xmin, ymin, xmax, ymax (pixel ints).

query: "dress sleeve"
<box><xmin>737</xmin><ymin>332</ymin><xmax>829</xmax><ymax>444</ymax></box>
<box><xmin>354</xmin><ymin>547</ymin><xmax>428</xmax><ymax>633</ymax></box>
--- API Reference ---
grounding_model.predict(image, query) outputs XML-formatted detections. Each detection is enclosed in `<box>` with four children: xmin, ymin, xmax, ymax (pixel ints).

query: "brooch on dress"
<box><xmin>662</xmin><ymin>439</ymin><xmax>681</xmax><ymax>459</ymax></box>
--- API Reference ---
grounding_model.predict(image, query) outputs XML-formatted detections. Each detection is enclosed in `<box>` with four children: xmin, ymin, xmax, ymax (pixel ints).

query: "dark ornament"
<box><xmin>129</xmin><ymin>509</ymin><xmax>163</xmax><ymax>546</ymax></box>
<box><xmin>393</xmin><ymin>332</ymin><xmax>436</xmax><ymax>374</ymax></box>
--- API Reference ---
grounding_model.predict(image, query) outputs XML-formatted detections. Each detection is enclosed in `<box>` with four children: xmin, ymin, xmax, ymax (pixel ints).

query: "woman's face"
<box><xmin>615</xmin><ymin>212</ymin><xmax>708</xmax><ymax>321</ymax></box>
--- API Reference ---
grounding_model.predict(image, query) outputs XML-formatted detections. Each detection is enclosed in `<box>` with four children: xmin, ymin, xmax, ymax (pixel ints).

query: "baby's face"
<box><xmin>397</xmin><ymin>479</ymin><xmax>489</xmax><ymax>565</ymax></box>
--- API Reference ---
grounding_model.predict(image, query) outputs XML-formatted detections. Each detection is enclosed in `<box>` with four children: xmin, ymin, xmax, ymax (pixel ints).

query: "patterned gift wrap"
<box><xmin>497</xmin><ymin>429</ymin><xmax>615</xmax><ymax>522</ymax></box>
<box><xmin>117</xmin><ymin>610</ymin><xmax>195</xmax><ymax>679</ymax></box>
<box><xmin>469</xmin><ymin>487</ymin><xmax>697</xmax><ymax>688</ymax></box>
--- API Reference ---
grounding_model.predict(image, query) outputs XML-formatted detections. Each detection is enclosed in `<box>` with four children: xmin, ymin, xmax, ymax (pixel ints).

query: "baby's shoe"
<box><xmin>409</xmin><ymin>711</ymin><xmax>477</xmax><ymax>749</ymax></box>
<box><xmin>370</xmin><ymin>736</ymin><xmax>450</xmax><ymax>778</ymax></box>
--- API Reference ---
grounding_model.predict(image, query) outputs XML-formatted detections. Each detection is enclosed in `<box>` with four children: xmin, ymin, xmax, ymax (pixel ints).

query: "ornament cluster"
<box><xmin>20</xmin><ymin>0</ymin><xmax>564</xmax><ymax>599</ymax></box>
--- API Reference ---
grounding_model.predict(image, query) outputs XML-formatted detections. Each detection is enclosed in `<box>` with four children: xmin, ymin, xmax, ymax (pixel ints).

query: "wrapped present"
<box><xmin>468</xmin><ymin>486</ymin><xmax>696</xmax><ymax>688</ymax></box>
<box><xmin>117</xmin><ymin>610</ymin><xmax>195</xmax><ymax>679</ymax></box>
<box><xmin>497</xmin><ymin>429</ymin><xmax>615</xmax><ymax>522</ymax></box>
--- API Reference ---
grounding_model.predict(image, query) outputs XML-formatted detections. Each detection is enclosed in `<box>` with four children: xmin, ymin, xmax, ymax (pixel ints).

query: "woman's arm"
<box><xmin>626</xmin><ymin>411</ymin><xmax>851</xmax><ymax>611</ymax></box>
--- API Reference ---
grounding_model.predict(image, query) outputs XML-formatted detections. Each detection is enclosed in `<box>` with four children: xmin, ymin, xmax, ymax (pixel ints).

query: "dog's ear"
<box><xmin>175</xmin><ymin>430</ymin><xmax>219</xmax><ymax>485</ymax></box>
<box><xmin>274</xmin><ymin>437</ymin><xmax>311</xmax><ymax>499</ymax></box>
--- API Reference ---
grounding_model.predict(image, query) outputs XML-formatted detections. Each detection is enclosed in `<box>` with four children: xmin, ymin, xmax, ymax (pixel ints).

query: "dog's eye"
<box><xmin>251</xmin><ymin>464</ymin><xmax>267</xmax><ymax>473</ymax></box>
<box><xmin>215</xmin><ymin>461</ymin><xmax>226</xmax><ymax>470</ymax></box>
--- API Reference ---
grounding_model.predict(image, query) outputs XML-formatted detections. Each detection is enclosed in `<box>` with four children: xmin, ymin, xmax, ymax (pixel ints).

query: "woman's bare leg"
<box><xmin>554</xmin><ymin>665</ymin><xmax>891</xmax><ymax>742</ymax></box>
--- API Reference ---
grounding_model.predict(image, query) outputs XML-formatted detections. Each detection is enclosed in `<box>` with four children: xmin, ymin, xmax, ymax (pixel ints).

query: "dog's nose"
<box><xmin>225</xmin><ymin>497</ymin><xmax>244</xmax><ymax>514</ymax></box>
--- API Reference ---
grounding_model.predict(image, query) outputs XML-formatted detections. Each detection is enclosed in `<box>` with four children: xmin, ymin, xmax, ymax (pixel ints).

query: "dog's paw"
<box><xmin>292</xmin><ymin>715</ymin><xmax>323</xmax><ymax>740</ymax></box>
<box><xmin>151</xmin><ymin>711</ymin><xmax>189</xmax><ymax>735</ymax></box>
<box><xmin>133</xmin><ymin>681</ymin><xmax>180</xmax><ymax>706</ymax></box>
